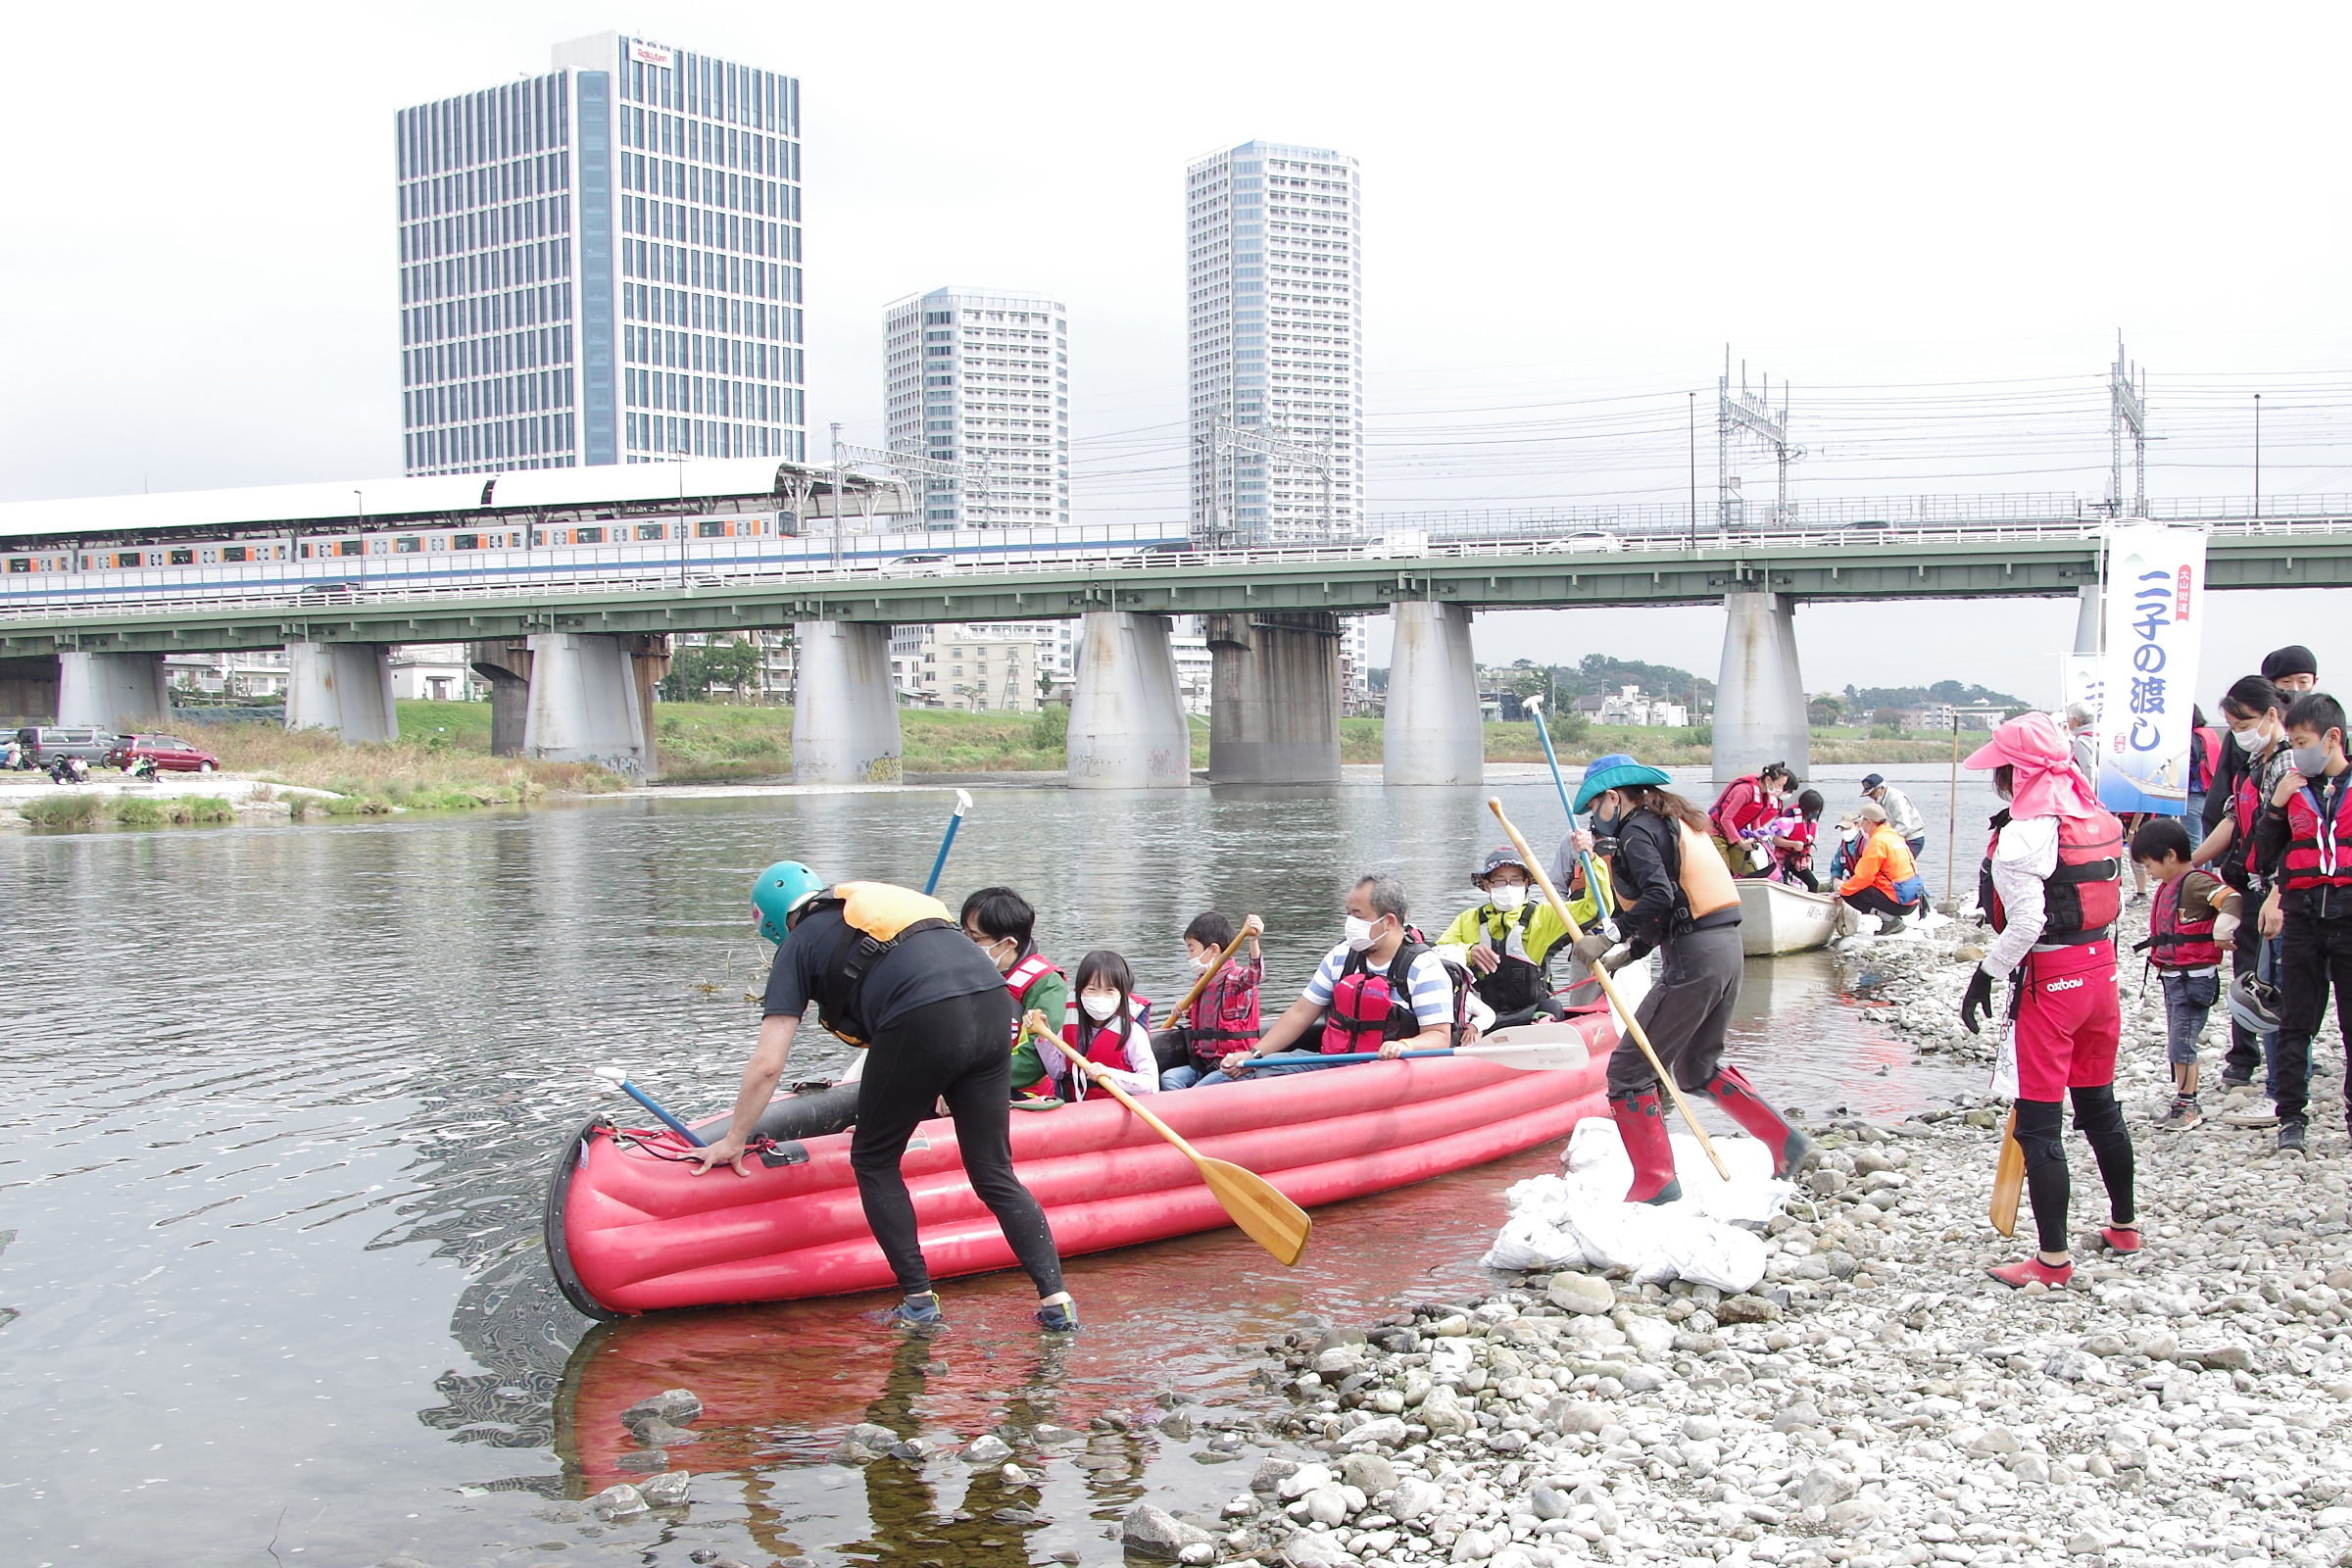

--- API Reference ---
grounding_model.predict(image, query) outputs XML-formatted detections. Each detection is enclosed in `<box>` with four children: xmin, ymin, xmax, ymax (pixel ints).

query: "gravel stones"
<box><xmin>961</xmin><ymin>1433</ymin><xmax>1013</xmax><ymax>1464</ymax></box>
<box><xmin>1120</xmin><ymin>1502</ymin><xmax>1213</xmax><ymax>1559</ymax></box>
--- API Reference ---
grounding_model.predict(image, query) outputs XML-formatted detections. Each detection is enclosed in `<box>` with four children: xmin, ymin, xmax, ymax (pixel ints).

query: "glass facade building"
<box><xmin>1185</xmin><ymin>140</ymin><xmax>1362</xmax><ymax>544</ymax></box>
<box><xmin>883</xmin><ymin>288</ymin><xmax>1068</xmax><ymax>527</ymax></box>
<box><xmin>396</xmin><ymin>31</ymin><xmax>806</xmax><ymax>475</ymax></box>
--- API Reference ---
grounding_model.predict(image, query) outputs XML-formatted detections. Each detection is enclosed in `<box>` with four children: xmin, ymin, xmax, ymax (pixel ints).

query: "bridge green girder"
<box><xmin>3</xmin><ymin>531</ymin><xmax>2348</xmax><ymax>656</ymax></box>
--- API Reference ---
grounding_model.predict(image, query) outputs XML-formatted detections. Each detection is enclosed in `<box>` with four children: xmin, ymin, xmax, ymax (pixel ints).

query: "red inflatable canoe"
<box><xmin>546</xmin><ymin>1014</ymin><xmax>1613</xmax><ymax>1317</ymax></box>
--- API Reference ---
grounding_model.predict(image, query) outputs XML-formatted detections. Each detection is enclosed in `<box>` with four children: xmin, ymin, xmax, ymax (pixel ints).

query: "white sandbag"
<box><xmin>1476</xmin><ymin>1117</ymin><xmax>1791</xmax><ymax>1291</ymax></box>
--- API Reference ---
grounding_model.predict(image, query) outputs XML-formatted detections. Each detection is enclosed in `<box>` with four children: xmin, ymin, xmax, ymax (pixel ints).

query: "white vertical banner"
<box><xmin>2095</xmin><ymin>524</ymin><xmax>2208</xmax><ymax>815</ymax></box>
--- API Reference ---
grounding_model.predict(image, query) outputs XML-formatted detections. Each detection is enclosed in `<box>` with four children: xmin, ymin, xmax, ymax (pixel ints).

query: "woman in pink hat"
<box><xmin>1959</xmin><ymin>710</ymin><xmax>2136</xmax><ymax>1287</ymax></box>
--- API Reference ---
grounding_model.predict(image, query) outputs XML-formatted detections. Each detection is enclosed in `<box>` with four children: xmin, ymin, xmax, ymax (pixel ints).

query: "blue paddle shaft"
<box><xmin>922</xmin><ymin>810</ymin><xmax>965</xmax><ymax>897</ymax></box>
<box><xmin>1249</xmin><ymin>1049</ymin><xmax>1455</xmax><ymax>1067</ymax></box>
<box><xmin>618</xmin><ymin>1079</ymin><xmax>707</xmax><ymax>1146</ymax></box>
<box><xmin>1530</xmin><ymin>702</ymin><xmax>1609</xmax><ymax>938</ymax></box>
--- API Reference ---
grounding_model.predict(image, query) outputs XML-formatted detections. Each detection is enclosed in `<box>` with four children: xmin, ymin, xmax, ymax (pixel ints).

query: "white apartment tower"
<box><xmin>1185</xmin><ymin>140</ymin><xmax>1362</xmax><ymax>544</ymax></box>
<box><xmin>884</xmin><ymin>288</ymin><xmax>1068</xmax><ymax>528</ymax></box>
<box><xmin>396</xmin><ymin>31</ymin><xmax>808</xmax><ymax>474</ymax></box>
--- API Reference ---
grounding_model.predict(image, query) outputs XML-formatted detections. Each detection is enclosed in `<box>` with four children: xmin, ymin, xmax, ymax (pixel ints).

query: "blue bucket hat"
<box><xmin>1573</xmin><ymin>752</ymin><xmax>1674</xmax><ymax>812</ymax></box>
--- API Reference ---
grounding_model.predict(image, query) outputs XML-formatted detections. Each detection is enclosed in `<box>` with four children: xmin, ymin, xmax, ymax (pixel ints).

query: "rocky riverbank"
<box><xmin>1156</xmin><ymin>918</ymin><xmax>2352</xmax><ymax>1568</ymax></box>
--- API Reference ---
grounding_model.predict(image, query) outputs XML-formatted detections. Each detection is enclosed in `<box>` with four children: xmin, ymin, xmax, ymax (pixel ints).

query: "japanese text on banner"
<box><xmin>2095</xmin><ymin>525</ymin><xmax>2208</xmax><ymax>815</ymax></box>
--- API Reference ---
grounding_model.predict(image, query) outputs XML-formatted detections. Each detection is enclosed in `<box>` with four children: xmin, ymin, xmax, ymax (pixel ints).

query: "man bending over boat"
<box><xmin>1196</xmin><ymin>873</ymin><xmax>1455</xmax><ymax>1083</ymax></box>
<box><xmin>687</xmin><ymin>862</ymin><xmax>1077</xmax><ymax>1335</ymax></box>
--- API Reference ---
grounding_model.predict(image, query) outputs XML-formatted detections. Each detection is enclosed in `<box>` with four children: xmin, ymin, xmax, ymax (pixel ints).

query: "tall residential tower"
<box><xmin>1185</xmin><ymin>140</ymin><xmax>1361</xmax><ymax>544</ymax></box>
<box><xmin>396</xmin><ymin>31</ymin><xmax>807</xmax><ymax>475</ymax></box>
<box><xmin>883</xmin><ymin>287</ymin><xmax>1068</xmax><ymax>528</ymax></box>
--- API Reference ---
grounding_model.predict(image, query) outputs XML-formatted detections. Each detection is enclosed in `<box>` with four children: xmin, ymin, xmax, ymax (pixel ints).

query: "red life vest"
<box><xmin>2189</xmin><ymin>726</ymin><xmax>2223</xmax><ymax>793</ymax></box>
<box><xmin>2148</xmin><ymin>875</ymin><xmax>2222</xmax><ymax>970</ymax></box>
<box><xmin>2222</xmin><ymin>752</ymin><xmax>2280</xmax><ymax>890</ymax></box>
<box><xmin>1004</xmin><ymin>953</ymin><xmax>1061</xmax><ymax>1043</ymax></box>
<box><xmin>2280</xmin><ymin>780</ymin><xmax>2352</xmax><ymax>893</ymax></box>
<box><xmin>1185</xmin><ymin>966</ymin><xmax>1260</xmax><ymax>1047</ymax></box>
<box><xmin>1319</xmin><ymin>944</ymin><xmax>1428</xmax><ymax>1054</ymax></box>
<box><xmin>1708</xmin><ymin>775</ymin><xmax>1767</xmax><ymax>841</ymax></box>
<box><xmin>1060</xmin><ymin>997</ymin><xmax>1152</xmax><ymax>1099</ymax></box>
<box><xmin>1980</xmin><ymin>807</ymin><xmax>2125</xmax><ymax>946</ymax></box>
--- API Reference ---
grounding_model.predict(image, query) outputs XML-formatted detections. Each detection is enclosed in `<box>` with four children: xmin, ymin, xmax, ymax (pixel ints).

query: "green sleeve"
<box><xmin>1527</xmin><ymin>901</ymin><xmax>1577</xmax><ymax>963</ymax></box>
<box><xmin>1022</xmin><ymin>969</ymin><xmax>1069</xmax><ymax>1031</ymax></box>
<box><xmin>1435</xmin><ymin>906</ymin><xmax>1489</xmax><ymax>949</ymax></box>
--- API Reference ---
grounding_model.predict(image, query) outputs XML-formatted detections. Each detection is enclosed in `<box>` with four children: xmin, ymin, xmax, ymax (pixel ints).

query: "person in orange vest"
<box><xmin>1958</xmin><ymin>713</ymin><xmax>2134</xmax><ymax>1288</ymax></box>
<box><xmin>1837</xmin><ymin>802</ymin><xmax>1927</xmax><ymax>929</ymax></box>
<box><xmin>1565</xmin><ymin>754</ymin><xmax>1812</xmax><ymax>1204</ymax></box>
<box><xmin>2253</xmin><ymin>691</ymin><xmax>2352</xmax><ymax>1154</ymax></box>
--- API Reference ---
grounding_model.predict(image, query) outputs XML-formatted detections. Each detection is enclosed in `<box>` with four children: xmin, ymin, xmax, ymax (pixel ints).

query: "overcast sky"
<box><xmin>2</xmin><ymin>1</ymin><xmax>2346</xmax><ymax>701</ymax></box>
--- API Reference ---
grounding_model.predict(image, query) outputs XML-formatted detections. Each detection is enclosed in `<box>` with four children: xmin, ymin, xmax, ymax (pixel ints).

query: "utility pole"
<box><xmin>1688</xmin><ymin>391</ymin><xmax>1696</xmax><ymax>549</ymax></box>
<box><xmin>1719</xmin><ymin>348</ymin><xmax>1804</xmax><ymax>528</ymax></box>
<box><xmin>2253</xmin><ymin>393</ymin><xmax>2263</xmax><ymax>519</ymax></box>
<box><xmin>2109</xmin><ymin>334</ymin><xmax>2148</xmax><ymax>518</ymax></box>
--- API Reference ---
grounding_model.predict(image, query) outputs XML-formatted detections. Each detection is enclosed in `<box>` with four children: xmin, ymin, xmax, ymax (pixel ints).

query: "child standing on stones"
<box><xmin>2131</xmin><ymin>816</ymin><xmax>2242</xmax><ymax>1130</ymax></box>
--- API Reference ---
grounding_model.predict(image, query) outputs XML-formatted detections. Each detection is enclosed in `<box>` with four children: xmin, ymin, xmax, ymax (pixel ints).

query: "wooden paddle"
<box><xmin>1489</xmin><ymin>797</ymin><xmax>1733</xmax><ymax>1181</ymax></box>
<box><xmin>1035</xmin><ymin>1023</ymin><xmax>1309</xmax><ymax>1266</ymax></box>
<box><xmin>1989</xmin><ymin>1107</ymin><xmax>2026</xmax><ymax>1238</ymax></box>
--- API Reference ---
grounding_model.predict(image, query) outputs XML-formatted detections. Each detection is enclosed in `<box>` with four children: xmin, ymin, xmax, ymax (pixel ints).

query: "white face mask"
<box><xmin>1488</xmin><ymin>883</ymin><xmax>1529</xmax><ymax>912</ymax></box>
<box><xmin>1080</xmin><ymin>991</ymin><xmax>1121</xmax><ymax>1022</ymax></box>
<box><xmin>2232</xmin><ymin>723</ymin><xmax>2267</xmax><ymax>752</ymax></box>
<box><xmin>1187</xmin><ymin>952</ymin><xmax>1212</xmax><ymax>973</ymax></box>
<box><xmin>1343</xmin><ymin>914</ymin><xmax>1380</xmax><ymax>952</ymax></box>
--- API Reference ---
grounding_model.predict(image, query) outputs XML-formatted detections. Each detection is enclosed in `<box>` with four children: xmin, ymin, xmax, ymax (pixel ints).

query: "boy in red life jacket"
<box><xmin>1197</xmin><ymin>872</ymin><xmax>1454</xmax><ymax>1085</ymax></box>
<box><xmin>1958</xmin><ymin>711</ymin><xmax>2137</xmax><ymax>1288</ymax></box>
<box><xmin>2131</xmin><ymin>817</ymin><xmax>2243</xmax><ymax>1131</ymax></box>
<box><xmin>957</xmin><ymin>886</ymin><xmax>1069</xmax><ymax>1102</ymax></box>
<box><xmin>2253</xmin><ymin>691</ymin><xmax>2352</xmax><ymax>1154</ymax></box>
<box><xmin>1159</xmin><ymin>911</ymin><xmax>1264</xmax><ymax>1089</ymax></box>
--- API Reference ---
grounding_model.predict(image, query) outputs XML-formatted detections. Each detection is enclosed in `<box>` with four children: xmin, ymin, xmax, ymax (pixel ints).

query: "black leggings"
<box><xmin>1606</xmin><ymin>924</ymin><xmax>1742</xmax><ymax>1097</ymax></box>
<box><xmin>850</xmin><ymin>988</ymin><xmax>1064</xmax><ymax>1298</ymax></box>
<box><xmin>2014</xmin><ymin>1085</ymin><xmax>2134</xmax><ymax>1255</ymax></box>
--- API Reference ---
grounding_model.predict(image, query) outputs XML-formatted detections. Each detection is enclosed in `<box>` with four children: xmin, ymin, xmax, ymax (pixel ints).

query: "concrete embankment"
<box><xmin>1151</xmin><ymin>913</ymin><xmax>2352</xmax><ymax>1568</ymax></box>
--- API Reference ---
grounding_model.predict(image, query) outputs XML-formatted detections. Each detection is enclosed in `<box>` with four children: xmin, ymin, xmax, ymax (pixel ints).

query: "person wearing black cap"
<box><xmin>2263</xmin><ymin>645</ymin><xmax>2320</xmax><ymax>697</ymax></box>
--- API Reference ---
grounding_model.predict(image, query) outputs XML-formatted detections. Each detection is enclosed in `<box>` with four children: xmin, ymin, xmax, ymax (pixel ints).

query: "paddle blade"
<box><xmin>1457</xmin><ymin>1035</ymin><xmax>1592</xmax><ymax>1072</ymax></box>
<box><xmin>1198</xmin><ymin>1154</ymin><xmax>1311</xmax><ymax>1266</ymax></box>
<box><xmin>1990</xmin><ymin>1109</ymin><xmax>2025</xmax><ymax>1238</ymax></box>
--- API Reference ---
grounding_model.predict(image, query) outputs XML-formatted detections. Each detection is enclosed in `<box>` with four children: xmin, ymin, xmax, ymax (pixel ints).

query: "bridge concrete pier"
<box><xmin>1384</xmin><ymin>602</ymin><xmax>1483</xmax><ymax>786</ymax></box>
<box><xmin>56</xmin><ymin>652</ymin><xmax>169</xmax><ymax>731</ymax></box>
<box><xmin>284</xmin><ymin>642</ymin><xmax>398</xmax><ymax>743</ymax></box>
<box><xmin>1067</xmin><ymin>612</ymin><xmax>1192</xmax><ymax>789</ymax></box>
<box><xmin>468</xmin><ymin>640</ymin><xmax>533</xmax><ymax>757</ymax></box>
<box><xmin>1205</xmin><ymin>612</ymin><xmax>1342</xmax><ymax>784</ymax></box>
<box><xmin>2074</xmin><ymin>582</ymin><xmax>2103</xmax><ymax>657</ymax></box>
<box><xmin>1712</xmin><ymin>591</ymin><xmax>1809</xmax><ymax>791</ymax></box>
<box><xmin>521</xmin><ymin>633</ymin><xmax>663</xmax><ymax>779</ymax></box>
<box><xmin>791</xmin><ymin>621</ymin><xmax>902</xmax><ymax>785</ymax></box>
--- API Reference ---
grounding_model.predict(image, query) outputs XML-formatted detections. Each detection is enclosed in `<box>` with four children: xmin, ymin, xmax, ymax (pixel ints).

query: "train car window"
<box><xmin>394</xmin><ymin>537</ymin><xmax>421</xmax><ymax>553</ymax></box>
<box><xmin>6</xmin><ymin>559</ymin><xmax>26</xmax><ymax>573</ymax></box>
<box><xmin>453</xmin><ymin>533</ymin><xmax>481</xmax><ymax>550</ymax></box>
<box><xmin>114</xmin><ymin>552</ymin><xmax>144</xmax><ymax>568</ymax></box>
<box><xmin>698</xmin><ymin>519</ymin><xmax>727</xmax><ymax>538</ymax></box>
<box><xmin>508</xmin><ymin>533</ymin><xmax>522</xmax><ymax>548</ymax></box>
<box><xmin>635</xmin><ymin>524</ymin><xmax>666</xmax><ymax>541</ymax></box>
<box><xmin>370</xmin><ymin>540</ymin><xmax>389</xmax><ymax>555</ymax></box>
<box><xmin>222</xmin><ymin>546</ymin><xmax>248</xmax><ymax>563</ymax></box>
<box><xmin>531</xmin><ymin>530</ymin><xmax>546</xmax><ymax>546</ymax></box>
<box><xmin>169</xmin><ymin>548</ymin><xmax>195</xmax><ymax>565</ymax></box>
<box><xmin>574</xmin><ymin>527</ymin><xmax>606</xmax><ymax>544</ymax></box>
<box><xmin>336</xmin><ymin>539</ymin><xmax>366</xmax><ymax>558</ymax></box>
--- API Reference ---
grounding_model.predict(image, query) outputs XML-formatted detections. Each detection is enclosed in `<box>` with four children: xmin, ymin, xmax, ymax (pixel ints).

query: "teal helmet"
<box><xmin>1573</xmin><ymin>752</ymin><xmax>1674</xmax><ymax>812</ymax></box>
<box><xmin>751</xmin><ymin>860</ymin><xmax>828</xmax><ymax>943</ymax></box>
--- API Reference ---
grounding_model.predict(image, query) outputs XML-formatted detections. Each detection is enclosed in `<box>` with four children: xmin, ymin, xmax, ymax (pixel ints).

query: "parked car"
<box><xmin>17</xmin><ymin>726</ymin><xmax>120</xmax><ymax>765</ymax></box>
<box><xmin>882</xmin><ymin>553</ymin><xmax>953</xmax><ymax>577</ymax></box>
<box><xmin>102</xmin><ymin>734</ymin><xmax>221</xmax><ymax>773</ymax></box>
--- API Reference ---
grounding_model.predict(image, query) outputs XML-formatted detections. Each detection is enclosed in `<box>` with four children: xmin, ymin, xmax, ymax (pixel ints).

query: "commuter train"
<box><xmin>0</xmin><ymin>514</ymin><xmax>1199</xmax><ymax>612</ymax></box>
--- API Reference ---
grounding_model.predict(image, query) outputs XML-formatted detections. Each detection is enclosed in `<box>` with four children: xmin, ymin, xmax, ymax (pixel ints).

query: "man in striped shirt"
<box><xmin>1198</xmin><ymin>873</ymin><xmax>1454</xmax><ymax>1083</ymax></box>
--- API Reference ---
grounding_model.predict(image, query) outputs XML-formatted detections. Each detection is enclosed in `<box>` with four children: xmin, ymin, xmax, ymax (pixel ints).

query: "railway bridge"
<box><xmin>5</xmin><ymin>462</ymin><xmax>2350</xmax><ymax>786</ymax></box>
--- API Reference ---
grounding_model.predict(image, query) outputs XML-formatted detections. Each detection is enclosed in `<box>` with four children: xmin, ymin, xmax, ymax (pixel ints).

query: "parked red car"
<box><xmin>103</xmin><ymin>734</ymin><xmax>221</xmax><ymax>773</ymax></box>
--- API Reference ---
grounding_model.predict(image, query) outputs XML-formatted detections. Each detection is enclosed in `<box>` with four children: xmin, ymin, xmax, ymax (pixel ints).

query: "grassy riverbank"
<box><xmin>200</xmin><ymin>710</ymin><xmax>629</xmax><ymax>809</ymax></box>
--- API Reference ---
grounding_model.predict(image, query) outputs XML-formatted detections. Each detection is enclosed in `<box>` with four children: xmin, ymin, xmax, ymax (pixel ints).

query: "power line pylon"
<box><xmin>1719</xmin><ymin>348</ymin><xmax>1805</xmax><ymax>530</ymax></box>
<box><xmin>2110</xmin><ymin>333</ymin><xmax>2148</xmax><ymax>518</ymax></box>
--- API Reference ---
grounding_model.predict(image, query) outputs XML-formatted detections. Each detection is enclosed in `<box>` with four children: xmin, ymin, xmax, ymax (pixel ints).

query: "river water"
<box><xmin>0</xmin><ymin>765</ymin><xmax>1995</xmax><ymax>1567</ymax></box>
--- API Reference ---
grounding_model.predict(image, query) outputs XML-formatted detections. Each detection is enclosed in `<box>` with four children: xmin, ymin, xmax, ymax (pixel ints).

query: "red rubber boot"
<box><xmin>1610</xmin><ymin>1092</ymin><xmax>1684</xmax><ymax>1205</ymax></box>
<box><xmin>1701</xmin><ymin>1064</ymin><xmax>1815</xmax><ymax>1179</ymax></box>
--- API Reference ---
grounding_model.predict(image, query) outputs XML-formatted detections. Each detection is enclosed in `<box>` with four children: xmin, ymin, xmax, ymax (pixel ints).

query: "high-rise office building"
<box><xmin>396</xmin><ymin>31</ymin><xmax>807</xmax><ymax>475</ymax></box>
<box><xmin>883</xmin><ymin>287</ymin><xmax>1068</xmax><ymax>527</ymax></box>
<box><xmin>1185</xmin><ymin>140</ymin><xmax>1361</xmax><ymax>544</ymax></box>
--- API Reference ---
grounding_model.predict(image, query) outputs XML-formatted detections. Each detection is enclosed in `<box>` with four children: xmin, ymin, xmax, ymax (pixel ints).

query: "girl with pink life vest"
<box><xmin>2130</xmin><ymin>815</ymin><xmax>2242</xmax><ymax>1130</ymax></box>
<box><xmin>1046</xmin><ymin>951</ymin><xmax>1160</xmax><ymax>1102</ymax></box>
<box><xmin>1957</xmin><ymin>711</ymin><xmax>2137</xmax><ymax>1288</ymax></box>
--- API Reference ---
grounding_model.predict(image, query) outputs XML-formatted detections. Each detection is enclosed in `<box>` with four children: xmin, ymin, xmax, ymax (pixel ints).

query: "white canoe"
<box><xmin>1737</xmin><ymin>879</ymin><xmax>1841</xmax><ymax>956</ymax></box>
